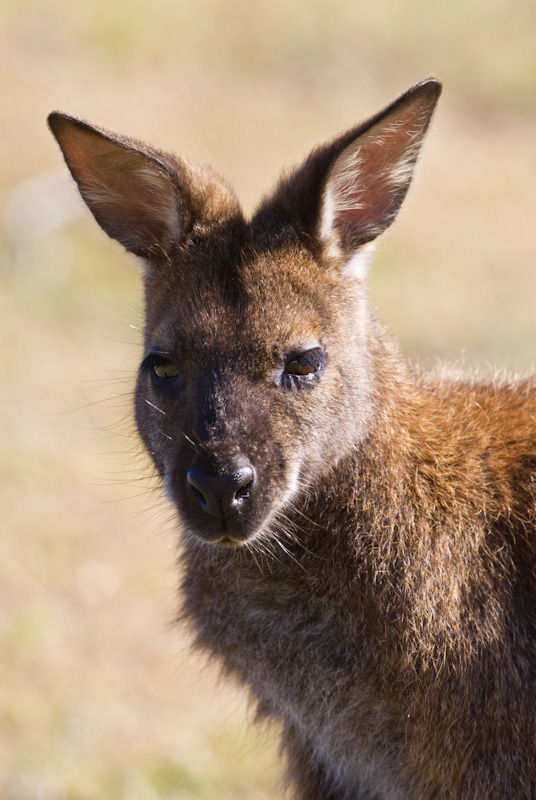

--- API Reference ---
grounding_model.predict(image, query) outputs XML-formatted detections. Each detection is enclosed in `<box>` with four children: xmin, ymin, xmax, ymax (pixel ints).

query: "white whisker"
<box><xmin>145</xmin><ymin>399</ymin><xmax>166</xmax><ymax>415</ymax></box>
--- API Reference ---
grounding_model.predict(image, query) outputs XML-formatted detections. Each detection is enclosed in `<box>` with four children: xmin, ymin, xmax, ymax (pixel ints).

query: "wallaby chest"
<box><xmin>180</xmin><ymin>526</ymin><xmax>419</xmax><ymax>798</ymax></box>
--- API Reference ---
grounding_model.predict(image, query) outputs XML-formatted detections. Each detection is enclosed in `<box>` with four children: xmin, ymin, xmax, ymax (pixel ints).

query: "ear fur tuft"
<box><xmin>319</xmin><ymin>80</ymin><xmax>442</xmax><ymax>263</ymax></box>
<box><xmin>48</xmin><ymin>112</ymin><xmax>184</xmax><ymax>257</ymax></box>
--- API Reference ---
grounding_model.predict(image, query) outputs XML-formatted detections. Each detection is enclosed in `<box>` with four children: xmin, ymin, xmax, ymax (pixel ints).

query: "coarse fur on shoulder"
<box><xmin>49</xmin><ymin>78</ymin><xmax>536</xmax><ymax>799</ymax></box>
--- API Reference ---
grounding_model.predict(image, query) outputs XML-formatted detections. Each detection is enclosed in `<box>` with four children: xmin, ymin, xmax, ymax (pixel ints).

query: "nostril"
<box><xmin>186</xmin><ymin>470</ymin><xmax>208</xmax><ymax>507</ymax></box>
<box><xmin>235</xmin><ymin>483</ymin><xmax>251</xmax><ymax>501</ymax></box>
<box><xmin>186</xmin><ymin>464</ymin><xmax>255</xmax><ymax>516</ymax></box>
<box><xmin>233</xmin><ymin>467</ymin><xmax>254</xmax><ymax>503</ymax></box>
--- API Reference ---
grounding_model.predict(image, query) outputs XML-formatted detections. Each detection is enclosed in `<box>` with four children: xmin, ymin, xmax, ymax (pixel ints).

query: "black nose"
<box><xmin>186</xmin><ymin>464</ymin><xmax>255</xmax><ymax>517</ymax></box>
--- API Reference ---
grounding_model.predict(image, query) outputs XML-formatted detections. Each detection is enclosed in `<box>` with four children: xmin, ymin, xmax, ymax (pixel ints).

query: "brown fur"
<box><xmin>49</xmin><ymin>80</ymin><xmax>536</xmax><ymax>799</ymax></box>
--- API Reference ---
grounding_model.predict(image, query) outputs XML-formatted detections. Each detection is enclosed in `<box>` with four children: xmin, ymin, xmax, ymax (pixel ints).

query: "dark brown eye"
<box><xmin>286</xmin><ymin>359</ymin><xmax>315</xmax><ymax>376</ymax></box>
<box><xmin>283</xmin><ymin>348</ymin><xmax>326</xmax><ymax>388</ymax></box>
<box><xmin>142</xmin><ymin>353</ymin><xmax>182</xmax><ymax>386</ymax></box>
<box><xmin>153</xmin><ymin>360</ymin><xmax>180</xmax><ymax>380</ymax></box>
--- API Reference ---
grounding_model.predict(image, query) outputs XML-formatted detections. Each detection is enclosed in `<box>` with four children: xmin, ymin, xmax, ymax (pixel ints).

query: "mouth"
<box><xmin>211</xmin><ymin>535</ymin><xmax>246</xmax><ymax>547</ymax></box>
<box><xmin>184</xmin><ymin>526</ymin><xmax>253</xmax><ymax>548</ymax></box>
<box><xmin>167</xmin><ymin>478</ymin><xmax>268</xmax><ymax>546</ymax></box>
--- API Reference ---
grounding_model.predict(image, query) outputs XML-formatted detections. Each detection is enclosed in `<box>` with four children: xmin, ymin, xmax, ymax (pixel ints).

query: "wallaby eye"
<box><xmin>153</xmin><ymin>360</ymin><xmax>180</xmax><ymax>380</ymax></box>
<box><xmin>286</xmin><ymin>359</ymin><xmax>315</xmax><ymax>376</ymax></box>
<box><xmin>142</xmin><ymin>353</ymin><xmax>182</xmax><ymax>385</ymax></box>
<box><xmin>283</xmin><ymin>348</ymin><xmax>326</xmax><ymax>388</ymax></box>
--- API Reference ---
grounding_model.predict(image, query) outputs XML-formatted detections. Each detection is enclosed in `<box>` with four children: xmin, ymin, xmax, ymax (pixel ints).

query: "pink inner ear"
<box><xmin>331</xmin><ymin>162</ymin><xmax>401</xmax><ymax>245</ymax></box>
<box><xmin>55</xmin><ymin>124</ymin><xmax>181</xmax><ymax>253</ymax></box>
<box><xmin>325</xmin><ymin>99</ymin><xmax>432</xmax><ymax>249</ymax></box>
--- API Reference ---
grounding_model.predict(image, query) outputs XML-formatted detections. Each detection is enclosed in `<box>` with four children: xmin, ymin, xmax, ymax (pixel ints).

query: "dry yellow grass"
<box><xmin>1</xmin><ymin>1</ymin><xmax>535</xmax><ymax>797</ymax></box>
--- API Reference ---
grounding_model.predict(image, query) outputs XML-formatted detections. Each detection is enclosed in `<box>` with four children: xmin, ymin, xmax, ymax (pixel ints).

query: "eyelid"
<box><xmin>284</xmin><ymin>346</ymin><xmax>325</xmax><ymax>365</ymax></box>
<box><xmin>285</xmin><ymin>342</ymin><xmax>322</xmax><ymax>360</ymax></box>
<box><xmin>149</xmin><ymin>347</ymin><xmax>174</xmax><ymax>358</ymax></box>
<box><xmin>145</xmin><ymin>344</ymin><xmax>186</xmax><ymax>364</ymax></box>
<box><xmin>141</xmin><ymin>351</ymin><xmax>175</xmax><ymax>373</ymax></box>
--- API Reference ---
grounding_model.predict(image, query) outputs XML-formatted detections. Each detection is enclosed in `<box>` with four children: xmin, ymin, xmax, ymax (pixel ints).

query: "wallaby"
<box><xmin>48</xmin><ymin>79</ymin><xmax>536</xmax><ymax>799</ymax></box>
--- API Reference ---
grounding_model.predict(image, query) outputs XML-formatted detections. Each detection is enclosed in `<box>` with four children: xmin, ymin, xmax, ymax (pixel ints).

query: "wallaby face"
<box><xmin>51</xmin><ymin>81</ymin><xmax>536</xmax><ymax>799</ymax></box>
<box><xmin>135</xmin><ymin>241</ymin><xmax>371</xmax><ymax>546</ymax></box>
<box><xmin>49</xmin><ymin>80</ymin><xmax>440</xmax><ymax>548</ymax></box>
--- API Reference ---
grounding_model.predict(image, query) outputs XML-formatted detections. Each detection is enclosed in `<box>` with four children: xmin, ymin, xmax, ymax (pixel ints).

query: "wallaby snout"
<box><xmin>187</xmin><ymin>463</ymin><xmax>255</xmax><ymax>515</ymax></box>
<box><xmin>141</xmin><ymin>342</ymin><xmax>306</xmax><ymax>545</ymax></box>
<box><xmin>163</xmin><ymin>411</ymin><xmax>298</xmax><ymax>545</ymax></box>
<box><xmin>185</xmin><ymin>461</ymin><xmax>256</xmax><ymax>540</ymax></box>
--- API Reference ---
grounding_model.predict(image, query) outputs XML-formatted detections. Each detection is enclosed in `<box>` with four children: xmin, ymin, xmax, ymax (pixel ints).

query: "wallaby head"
<box><xmin>48</xmin><ymin>79</ymin><xmax>441</xmax><ymax>549</ymax></box>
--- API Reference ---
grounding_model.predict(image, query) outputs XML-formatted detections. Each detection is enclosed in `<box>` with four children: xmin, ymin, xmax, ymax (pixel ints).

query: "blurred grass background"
<box><xmin>1</xmin><ymin>0</ymin><xmax>535</xmax><ymax>797</ymax></box>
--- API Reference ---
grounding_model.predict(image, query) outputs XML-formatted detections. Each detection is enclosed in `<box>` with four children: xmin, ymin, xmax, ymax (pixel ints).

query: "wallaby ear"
<box><xmin>48</xmin><ymin>112</ymin><xmax>184</xmax><ymax>257</ymax></box>
<box><xmin>319</xmin><ymin>79</ymin><xmax>442</xmax><ymax>265</ymax></box>
<box><xmin>255</xmin><ymin>79</ymin><xmax>441</xmax><ymax>276</ymax></box>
